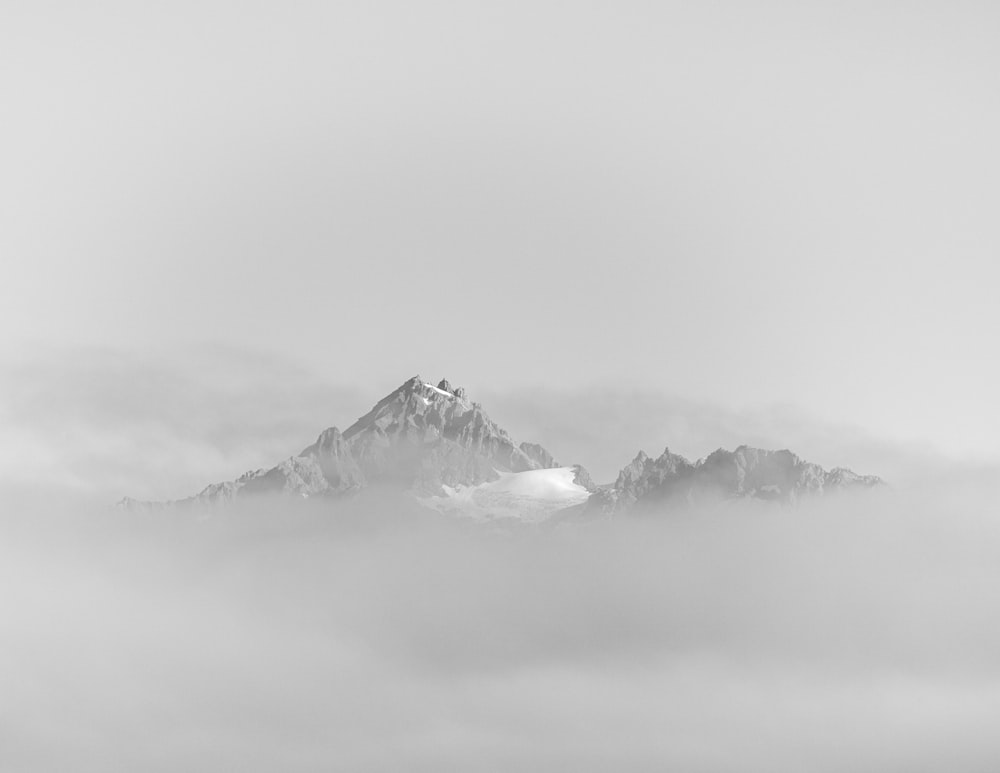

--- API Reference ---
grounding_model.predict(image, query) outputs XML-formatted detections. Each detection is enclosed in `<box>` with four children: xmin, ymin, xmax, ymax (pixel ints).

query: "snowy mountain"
<box><xmin>119</xmin><ymin>375</ymin><xmax>882</xmax><ymax>520</ymax></box>
<box><xmin>121</xmin><ymin>376</ymin><xmax>578</xmax><ymax>511</ymax></box>
<box><xmin>587</xmin><ymin>445</ymin><xmax>884</xmax><ymax>516</ymax></box>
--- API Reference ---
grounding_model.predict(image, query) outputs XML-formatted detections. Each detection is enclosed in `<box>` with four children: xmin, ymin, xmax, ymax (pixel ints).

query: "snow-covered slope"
<box><xmin>421</xmin><ymin>467</ymin><xmax>592</xmax><ymax>523</ymax></box>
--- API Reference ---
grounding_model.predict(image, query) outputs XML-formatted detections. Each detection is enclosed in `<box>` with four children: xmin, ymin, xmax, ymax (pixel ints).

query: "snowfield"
<box><xmin>423</xmin><ymin>467</ymin><xmax>591</xmax><ymax>522</ymax></box>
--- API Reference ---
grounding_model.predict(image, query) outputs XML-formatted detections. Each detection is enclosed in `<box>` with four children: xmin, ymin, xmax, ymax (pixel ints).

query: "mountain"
<box><xmin>586</xmin><ymin>445</ymin><xmax>884</xmax><ymax>516</ymax></box>
<box><xmin>119</xmin><ymin>375</ymin><xmax>882</xmax><ymax>520</ymax></box>
<box><xmin>120</xmin><ymin>376</ymin><xmax>592</xmax><ymax>517</ymax></box>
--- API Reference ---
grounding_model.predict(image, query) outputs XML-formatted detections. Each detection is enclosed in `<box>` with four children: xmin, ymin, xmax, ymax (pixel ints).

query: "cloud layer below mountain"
<box><xmin>4</xmin><ymin>346</ymin><xmax>999</xmax><ymax>770</ymax></box>
<box><xmin>3</xmin><ymin>483</ymin><xmax>1000</xmax><ymax>771</ymax></box>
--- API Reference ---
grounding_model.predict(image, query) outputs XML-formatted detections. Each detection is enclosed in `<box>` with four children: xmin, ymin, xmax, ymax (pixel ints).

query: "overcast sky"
<box><xmin>3</xmin><ymin>1</ymin><xmax>999</xmax><ymax>464</ymax></box>
<box><xmin>5</xmin><ymin>6</ymin><xmax>1000</xmax><ymax>770</ymax></box>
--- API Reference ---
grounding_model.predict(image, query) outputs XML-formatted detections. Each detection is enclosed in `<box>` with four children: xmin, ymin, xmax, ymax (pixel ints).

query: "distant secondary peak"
<box><xmin>436</xmin><ymin>378</ymin><xmax>454</xmax><ymax>393</ymax></box>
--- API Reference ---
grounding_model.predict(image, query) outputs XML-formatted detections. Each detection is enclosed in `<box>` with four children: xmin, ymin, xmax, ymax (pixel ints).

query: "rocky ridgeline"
<box><xmin>120</xmin><ymin>376</ymin><xmax>883</xmax><ymax>515</ymax></box>
<box><xmin>586</xmin><ymin>445</ymin><xmax>883</xmax><ymax>515</ymax></box>
<box><xmin>129</xmin><ymin>376</ymin><xmax>565</xmax><ymax>508</ymax></box>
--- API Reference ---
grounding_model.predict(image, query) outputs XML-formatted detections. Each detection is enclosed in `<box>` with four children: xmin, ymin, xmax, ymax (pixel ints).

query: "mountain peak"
<box><xmin>427</xmin><ymin>378</ymin><xmax>469</xmax><ymax>400</ymax></box>
<box><xmin>592</xmin><ymin>443</ymin><xmax>883</xmax><ymax>515</ymax></box>
<box><xmin>155</xmin><ymin>375</ymin><xmax>559</xmax><ymax>505</ymax></box>
<box><xmin>120</xmin><ymin>374</ymin><xmax>884</xmax><ymax>521</ymax></box>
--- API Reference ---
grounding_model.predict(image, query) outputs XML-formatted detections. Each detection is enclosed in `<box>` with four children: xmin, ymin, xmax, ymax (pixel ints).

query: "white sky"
<box><xmin>2</xmin><ymin>1</ymin><xmax>999</xmax><ymax>463</ymax></box>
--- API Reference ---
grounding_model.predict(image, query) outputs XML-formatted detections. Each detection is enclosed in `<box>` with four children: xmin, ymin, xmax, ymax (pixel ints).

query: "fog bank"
<box><xmin>3</xmin><ymin>484</ymin><xmax>1000</xmax><ymax>771</ymax></box>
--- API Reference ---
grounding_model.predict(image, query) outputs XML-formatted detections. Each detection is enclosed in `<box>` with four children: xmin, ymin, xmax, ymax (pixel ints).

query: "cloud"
<box><xmin>5</xmin><ymin>345</ymin><xmax>998</xmax><ymax>768</ymax></box>
<box><xmin>3</xmin><ymin>484</ymin><xmax>1000</xmax><ymax>771</ymax></box>
<box><xmin>481</xmin><ymin>385</ymin><xmax>941</xmax><ymax>484</ymax></box>
<box><xmin>0</xmin><ymin>345</ymin><xmax>368</xmax><ymax>502</ymax></box>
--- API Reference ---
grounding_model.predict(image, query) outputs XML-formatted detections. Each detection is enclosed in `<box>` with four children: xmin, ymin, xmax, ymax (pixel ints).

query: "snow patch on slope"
<box><xmin>422</xmin><ymin>467</ymin><xmax>591</xmax><ymax>523</ymax></box>
<box><xmin>422</xmin><ymin>382</ymin><xmax>454</xmax><ymax>398</ymax></box>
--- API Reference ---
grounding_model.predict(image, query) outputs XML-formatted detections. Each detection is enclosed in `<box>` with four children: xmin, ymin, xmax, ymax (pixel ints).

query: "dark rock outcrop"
<box><xmin>519</xmin><ymin>442</ymin><xmax>558</xmax><ymax>470</ymax></box>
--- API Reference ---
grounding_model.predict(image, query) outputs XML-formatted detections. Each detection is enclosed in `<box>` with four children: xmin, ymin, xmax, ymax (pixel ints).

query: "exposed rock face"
<box><xmin>570</xmin><ymin>464</ymin><xmax>598</xmax><ymax>493</ymax></box>
<box><xmin>119</xmin><ymin>375</ymin><xmax>883</xmax><ymax>518</ymax></box>
<box><xmin>338</xmin><ymin>376</ymin><xmax>550</xmax><ymax>492</ymax></box>
<box><xmin>519</xmin><ymin>442</ymin><xmax>558</xmax><ymax>470</ymax></box>
<box><xmin>144</xmin><ymin>375</ymin><xmax>561</xmax><ymax>507</ymax></box>
<box><xmin>299</xmin><ymin>427</ymin><xmax>365</xmax><ymax>492</ymax></box>
<box><xmin>588</xmin><ymin>444</ymin><xmax>883</xmax><ymax>515</ymax></box>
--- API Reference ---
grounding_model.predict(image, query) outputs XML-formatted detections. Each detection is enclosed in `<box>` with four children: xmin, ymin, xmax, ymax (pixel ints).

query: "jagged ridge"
<box><xmin>139</xmin><ymin>376</ymin><xmax>563</xmax><ymax>507</ymax></box>
<box><xmin>120</xmin><ymin>376</ymin><xmax>883</xmax><ymax>517</ymax></box>
<box><xmin>587</xmin><ymin>444</ymin><xmax>883</xmax><ymax>515</ymax></box>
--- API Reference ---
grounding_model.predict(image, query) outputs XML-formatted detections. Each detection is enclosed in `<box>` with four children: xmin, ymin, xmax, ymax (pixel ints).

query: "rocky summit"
<box><xmin>127</xmin><ymin>376</ymin><xmax>568</xmax><ymax>509</ymax></box>
<box><xmin>120</xmin><ymin>375</ymin><xmax>883</xmax><ymax>519</ymax></box>
<box><xmin>586</xmin><ymin>445</ymin><xmax>883</xmax><ymax>516</ymax></box>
